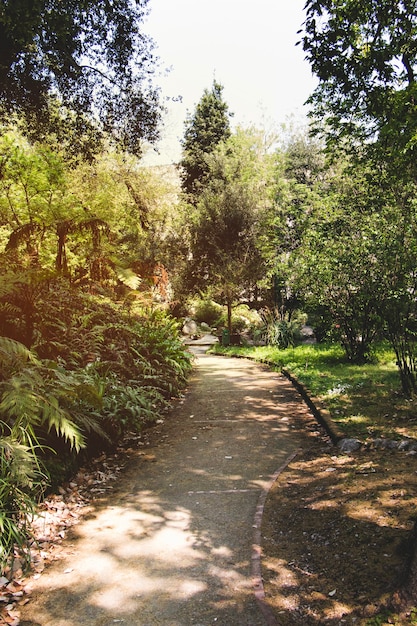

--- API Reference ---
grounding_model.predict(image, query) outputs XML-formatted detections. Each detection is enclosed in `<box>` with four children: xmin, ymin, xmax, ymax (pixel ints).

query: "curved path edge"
<box><xmin>19</xmin><ymin>350</ymin><xmax>312</xmax><ymax>626</ymax></box>
<box><xmin>252</xmin><ymin>449</ymin><xmax>300</xmax><ymax>626</ymax></box>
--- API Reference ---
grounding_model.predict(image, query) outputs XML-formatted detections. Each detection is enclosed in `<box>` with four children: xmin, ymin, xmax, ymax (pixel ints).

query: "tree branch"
<box><xmin>402</xmin><ymin>53</ymin><xmax>415</xmax><ymax>85</ymax></box>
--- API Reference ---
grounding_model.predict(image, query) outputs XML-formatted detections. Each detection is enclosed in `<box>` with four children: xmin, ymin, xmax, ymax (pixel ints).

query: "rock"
<box><xmin>386</xmin><ymin>439</ymin><xmax>401</xmax><ymax>450</ymax></box>
<box><xmin>372</xmin><ymin>438</ymin><xmax>385</xmax><ymax>449</ymax></box>
<box><xmin>182</xmin><ymin>318</ymin><xmax>198</xmax><ymax>336</ymax></box>
<box><xmin>398</xmin><ymin>440</ymin><xmax>410</xmax><ymax>451</ymax></box>
<box><xmin>373</xmin><ymin>438</ymin><xmax>400</xmax><ymax>450</ymax></box>
<box><xmin>338</xmin><ymin>438</ymin><xmax>362</xmax><ymax>453</ymax></box>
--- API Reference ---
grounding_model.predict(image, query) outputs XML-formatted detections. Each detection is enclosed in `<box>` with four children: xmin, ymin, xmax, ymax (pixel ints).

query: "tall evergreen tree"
<box><xmin>181</xmin><ymin>128</ymin><xmax>273</xmax><ymax>332</ymax></box>
<box><xmin>179</xmin><ymin>81</ymin><xmax>232</xmax><ymax>199</ymax></box>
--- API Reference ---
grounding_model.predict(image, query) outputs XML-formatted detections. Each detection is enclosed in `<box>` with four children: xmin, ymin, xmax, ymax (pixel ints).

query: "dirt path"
<box><xmin>20</xmin><ymin>349</ymin><xmax>313</xmax><ymax>626</ymax></box>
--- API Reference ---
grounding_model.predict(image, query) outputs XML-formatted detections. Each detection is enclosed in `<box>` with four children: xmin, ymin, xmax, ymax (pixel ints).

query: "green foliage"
<box><xmin>289</xmin><ymin>160</ymin><xmax>388</xmax><ymax>363</ymax></box>
<box><xmin>180</xmin><ymin>128</ymin><xmax>274</xmax><ymax>332</ymax></box>
<box><xmin>0</xmin><ymin>276</ymin><xmax>192</xmax><ymax>573</ymax></box>
<box><xmin>365</xmin><ymin>607</ymin><xmax>417</xmax><ymax>625</ymax></box>
<box><xmin>180</xmin><ymin>81</ymin><xmax>232</xmax><ymax>198</ymax></box>
<box><xmin>0</xmin><ymin>336</ymin><xmax>97</xmax><ymax>452</ymax></box>
<box><xmin>192</xmin><ymin>299</ymin><xmax>223</xmax><ymax>327</ymax></box>
<box><xmin>302</xmin><ymin>0</ymin><xmax>417</xmax><ymax>168</ymax></box>
<box><xmin>0</xmin><ymin>0</ymin><xmax>162</xmax><ymax>157</ymax></box>
<box><xmin>259</xmin><ymin>308</ymin><xmax>301</xmax><ymax>349</ymax></box>
<box><xmin>299</xmin><ymin>2</ymin><xmax>417</xmax><ymax>386</ymax></box>
<box><xmin>0</xmin><ymin>133</ymin><xmax>176</xmax><ymax>294</ymax></box>
<box><xmin>283</xmin><ymin>133</ymin><xmax>326</xmax><ymax>187</ymax></box>
<box><xmin>215</xmin><ymin>313</ymin><xmax>247</xmax><ymax>334</ymax></box>
<box><xmin>0</xmin><ymin>432</ymin><xmax>47</xmax><ymax>572</ymax></box>
<box><xmin>32</xmin><ymin>281</ymin><xmax>193</xmax><ymax>413</ymax></box>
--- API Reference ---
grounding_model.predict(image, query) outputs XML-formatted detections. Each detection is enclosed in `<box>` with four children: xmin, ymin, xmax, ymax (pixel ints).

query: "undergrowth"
<box><xmin>0</xmin><ymin>279</ymin><xmax>193</xmax><ymax>575</ymax></box>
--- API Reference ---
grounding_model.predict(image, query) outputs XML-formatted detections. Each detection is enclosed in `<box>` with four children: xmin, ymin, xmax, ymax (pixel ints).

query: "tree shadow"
<box><xmin>261</xmin><ymin>449</ymin><xmax>415</xmax><ymax>624</ymax></box>
<box><xmin>20</xmin><ymin>353</ymin><xmax>308</xmax><ymax>625</ymax></box>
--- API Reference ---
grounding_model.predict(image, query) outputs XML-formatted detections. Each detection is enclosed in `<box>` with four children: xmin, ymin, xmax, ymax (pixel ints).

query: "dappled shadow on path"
<box><xmin>20</xmin><ymin>353</ymin><xmax>310</xmax><ymax>626</ymax></box>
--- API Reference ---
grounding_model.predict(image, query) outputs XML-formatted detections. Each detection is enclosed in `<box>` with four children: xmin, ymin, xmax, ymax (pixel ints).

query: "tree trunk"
<box><xmin>227</xmin><ymin>298</ymin><xmax>232</xmax><ymax>335</ymax></box>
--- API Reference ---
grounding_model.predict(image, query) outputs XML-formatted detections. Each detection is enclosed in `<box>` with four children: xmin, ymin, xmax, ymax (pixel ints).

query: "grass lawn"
<box><xmin>211</xmin><ymin>341</ymin><xmax>417</xmax><ymax>442</ymax></box>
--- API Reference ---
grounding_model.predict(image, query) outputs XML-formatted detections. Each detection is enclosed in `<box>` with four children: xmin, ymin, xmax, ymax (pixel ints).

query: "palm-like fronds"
<box><xmin>0</xmin><ymin>431</ymin><xmax>47</xmax><ymax>572</ymax></box>
<box><xmin>0</xmin><ymin>336</ymin><xmax>36</xmax><ymax>380</ymax></box>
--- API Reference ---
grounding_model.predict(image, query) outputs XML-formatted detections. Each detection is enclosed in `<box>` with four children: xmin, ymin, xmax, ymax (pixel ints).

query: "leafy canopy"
<box><xmin>301</xmin><ymin>0</ymin><xmax>417</xmax><ymax>163</ymax></box>
<box><xmin>0</xmin><ymin>0</ymin><xmax>162</xmax><ymax>156</ymax></box>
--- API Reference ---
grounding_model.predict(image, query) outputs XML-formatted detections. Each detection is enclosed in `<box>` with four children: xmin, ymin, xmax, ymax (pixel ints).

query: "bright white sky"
<box><xmin>142</xmin><ymin>0</ymin><xmax>317</xmax><ymax>165</ymax></box>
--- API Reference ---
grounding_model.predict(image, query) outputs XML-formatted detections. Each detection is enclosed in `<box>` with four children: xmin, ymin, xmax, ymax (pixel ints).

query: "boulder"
<box><xmin>338</xmin><ymin>438</ymin><xmax>362</xmax><ymax>453</ymax></box>
<box><xmin>182</xmin><ymin>318</ymin><xmax>198</xmax><ymax>336</ymax></box>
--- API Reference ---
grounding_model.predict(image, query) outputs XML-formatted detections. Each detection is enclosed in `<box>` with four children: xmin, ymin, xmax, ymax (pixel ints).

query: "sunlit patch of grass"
<box><xmin>212</xmin><ymin>341</ymin><xmax>417</xmax><ymax>441</ymax></box>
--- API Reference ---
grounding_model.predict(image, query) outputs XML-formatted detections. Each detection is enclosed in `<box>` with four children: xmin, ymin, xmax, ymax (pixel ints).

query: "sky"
<box><xmin>142</xmin><ymin>0</ymin><xmax>317</xmax><ymax>165</ymax></box>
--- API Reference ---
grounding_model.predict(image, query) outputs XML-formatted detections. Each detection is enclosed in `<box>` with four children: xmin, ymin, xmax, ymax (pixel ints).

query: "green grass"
<box><xmin>211</xmin><ymin>341</ymin><xmax>417</xmax><ymax>441</ymax></box>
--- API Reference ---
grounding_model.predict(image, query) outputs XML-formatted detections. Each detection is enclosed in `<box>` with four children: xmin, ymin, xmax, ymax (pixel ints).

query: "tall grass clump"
<box><xmin>259</xmin><ymin>307</ymin><xmax>304</xmax><ymax>349</ymax></box>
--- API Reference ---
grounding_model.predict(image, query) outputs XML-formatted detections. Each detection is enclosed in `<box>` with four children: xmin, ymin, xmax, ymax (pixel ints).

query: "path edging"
<box><xmin>252</xmin><ymin>449</ymin><xmax>300</xmax><ymax>626</ymax></box>
<box><xmin>280</xmin><ymin>367</ymin><xmax>345</xmax><ymax>444</ymax></box>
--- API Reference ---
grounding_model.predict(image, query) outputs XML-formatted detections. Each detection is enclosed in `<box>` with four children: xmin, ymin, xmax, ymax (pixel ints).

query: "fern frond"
<box><xmin>115</xmin><ymin>266</ymin><xmax>142</xmax><ymax>290</ymax></box>
<box><xmin>0</xmin><ymin>337</ymin><xmax>38</xmax><ymax>379</ymax></box>
<box><xmin>5</xmin><ymin>223</ymin><xmax>42</xmax><ymax>251</ymax></box>
<box><xmin>39</xmin><ymin>395</ymin><xmax>85</xmax><ymax>452</ymax></box>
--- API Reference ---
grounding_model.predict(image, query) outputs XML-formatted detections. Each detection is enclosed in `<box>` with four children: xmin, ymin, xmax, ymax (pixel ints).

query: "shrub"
<box><xmin>260</xmin><ymin>308</ymin><xmax>303</xmax><ymax>349</ymax></box>
<box><xmin>192</xmin><ymin>299</ymin><xmax>223</xmax><ymax>326</ymax></box>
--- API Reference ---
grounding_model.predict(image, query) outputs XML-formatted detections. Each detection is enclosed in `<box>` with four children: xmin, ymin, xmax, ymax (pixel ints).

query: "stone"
<box><xmin>398</xmin><ymin>440</ymin><xmax>410</xmax><ymax>451</ymax></box>
<box><xmin>338</xmin><ymin>438</ymin><xmax>362</xmax><ymax>453</ymax></box>
<box><xmin>182</xmin><ymin>318</ymin><xmax>198</xmax><ymax>336</ymax></box>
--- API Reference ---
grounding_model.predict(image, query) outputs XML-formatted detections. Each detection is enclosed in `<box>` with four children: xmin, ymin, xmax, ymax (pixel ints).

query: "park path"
<box><xmin>20</xmin><ymin>347</ymin><xmax>312</xmax><ymax>626</ymax></box>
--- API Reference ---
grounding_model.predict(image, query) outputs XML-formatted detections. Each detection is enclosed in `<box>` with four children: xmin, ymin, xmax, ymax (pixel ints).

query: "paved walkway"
<box><xmin>20</xmin><ymin>348</ymin><xmax>312</xmax><ymax>626</ymax></box>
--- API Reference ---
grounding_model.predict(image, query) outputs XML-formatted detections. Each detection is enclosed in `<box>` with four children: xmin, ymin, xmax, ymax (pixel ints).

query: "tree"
<box><xmin>258</xmin><ymin>131</ymin><xmax>326</xmax><ymax>319</ymax></box>
<box><xmin>182</xmin><ymin>128</ymin><xmax>273</xmax><ymax>332</ymax></box>
<box><xmin>283</xmin><ymin>133</ymin><xmax>326</xmax><ymax>187</ymax></box>
<box><xmin>301</xmin><ymin>0</ymin><xmax>417</xmax><ymax>169</ymax></box>
<box><xmin>0</xmin><ymin>132</ymin><xmax>177</xmax><ymax>294</ymax></box>
<box><xmin>290</xmin><ymin>164</ymin><xmax>384</xmax><ymax>361</ymax></box>
<box><xmin>300</xmin><ymin>1</ymin><xmax>417</xmax><ymax>390</ymax></box>
<box><xmin>180</xmin><ymin>81</ymin><xmax>232</xmax><ymax>199</ymax></box>
<box><xmin>0</xmin><ymin>0</ymin><xmax>162</xmax><ymax>157</ymax></box>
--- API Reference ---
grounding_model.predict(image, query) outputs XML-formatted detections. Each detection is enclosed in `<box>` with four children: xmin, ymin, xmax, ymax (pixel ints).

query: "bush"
<box><xmin>216</xmin><ymin>313</ymin><xmax>248</xmax><ymax>333</ymax></box>
<box><xmin>260</xmin><ymin>308</ymin><xmax>303</xmax><ymax>349</ymax></box>
<box><xmin>192</xmin><ymin>299</ymin><xmax>223</xmax><ymax>327</ymax></box>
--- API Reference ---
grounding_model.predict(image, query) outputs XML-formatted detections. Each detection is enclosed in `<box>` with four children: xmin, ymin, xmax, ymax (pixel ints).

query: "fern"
<box><xmin>0</xmin><ymin>336</ymin><xmax>37</xmax><ymax>379</ymax></box>
<box><xmin>0</xmin><ymin>432</ymin><xmax>47</xmax><ymax>573</ymax></box>
<box><xmin>115</xmin><ymin>266</ymin><xmax>142</xmax><ymax>290</ymax></box>
<box><xmin>0</xmin><ymin>340</ymin><xmax>106</xmax><ymax>451</ymax></box>
<box><xmin>0</xmin><ymin>369</ymin><xmax>85</xmax><ymax>451</ymax></box>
